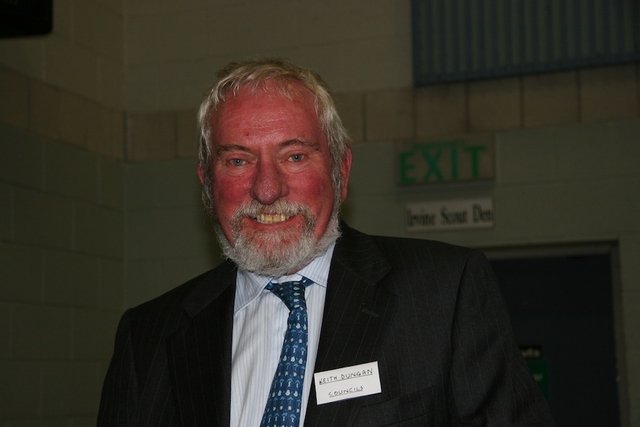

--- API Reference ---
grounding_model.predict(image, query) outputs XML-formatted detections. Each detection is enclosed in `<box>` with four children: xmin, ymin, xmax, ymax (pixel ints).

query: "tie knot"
<box><xmin>266</xmin><ymin>277</ymin><xmax>312</xmax><ymax>311</ymax></box>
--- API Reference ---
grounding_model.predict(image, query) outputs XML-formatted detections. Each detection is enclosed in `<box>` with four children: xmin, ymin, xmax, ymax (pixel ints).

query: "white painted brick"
<box><xmin>0</xmin><ymin>187</ymin><xmax>11</xmax><ymax>246</ymax></box>
<box><xmin>13</xmin><ymin>188</ymin><xmax>74</xmax><ymax>249</ymax></box>
<box><xmin>0</xmin><ymin>67</ymin><xmax>29</xmax><ymax>128</ymax></box>
<box><xmin>581</xmin><ymin>65</ymin><xmax>638</xmax><ymax>123</ymax></box>
<box><xmin>127</xmin><ymin>14</ymin><xmax>206</xmax><ymax>65</ymax></box>
<box><xmin>99</xmin><ymin>57</ymin><xmax>125</xmax><ymax>110</ymax></box>
<box><xmin>45</xmin><ymin>35</ymin><xmax>99</xmax><ymax>101</ymax></box>
<box><xmin>416</xmin><ymin>83</ymin><xmax>467</xmax><ymax>138</ymax></box>
<box><xmin>0</xmin><ymin>303</ymin><xmax>11</xmax><ymax>358</ymax></box>
<box><xmin>128</xmin><ymin>0</ymin><xmax>208</xmax><ymax>16</ymax></box>
<box><xmin>0</xmin><ymin>361</ymin><xmax>41</xmax><ymax>417</ymax></box>
<box><xmin>362</xmin><ymin>0</ymin><xmax>412</xmax><ymax>39</ymax></box>
<box><xmin>57</xmin><ymin>89</ymin><xmax>88</xmax><ymax>148</ymax></box>
<box><xmin>126</xmin><ymin>112</ymin><xmax>176</xmax><ymax>160</ymax></box>
<box><xmin>54</xmin><ymin>0</ymin><xmax>74</xmax><ymax>39</ymax></box>
<box><xmin>85</xmin><ymin>101</ymin><xmax>119</xmax><ymax>158</ymax></box>
<box><xmin>333</xmin><ymin>92</ymin><xmax>365</xmax><ymax>143</ymax></box>
<box><xmin>298</xmin><ymin>1</ymin><xmax>368</xmax><ymax>46</ymax></box>
<box><xmin>41</xmin><ymin>362</ymin><xmax>101</xmax><ymax>415</ymax></box>
<box><xmin>365</xmin><ymin>87</ymin><xmax>414</xmax><ymax>141</ymax></box>
<box><xmin>125</xmin><ymin>15</ymin><xmax>161</xmax><ymax>67</ymax></box>
<box><xmin>620</xmin><ymin>234</ymin><xmax>640</xmax><ymax>292</ymax></box>
<box><xmin>206</xmin><ymin>2</ymin><xmax>300</xmax><ymax>55</ymax></box>
<box><xmin>44</xmin><ymin>142</ymin><xmax>99</xmax><ymax>202</ymax></box>
<box><xmin>99</xmin><ymin>258</ymin><xmax>125</xmax><ymax>310</ymax></box>
<box><xmin>29</xmin><ymin>79</ymin><xmax>59</xmax><ymax>140</ymax></box>
<box><xmin>99</xmin><ymin>157</ymin><xmax>125</xmax><ymax>209</ymax></box>
<box><xmin>523</xmin><ymin>71</ymin><xmax>579</xmax><ymax>128</ymax></box>
<box><xmin>0</xmin><ymin>125</ymin><xmax>45</xmax><ymax>190</ymax></box>
<box><xmin>339</xmin><ymin>36</ymin><xmax>413</xmax><ymax>92</ymax></box>
<box><xmin>75</xmin><ymin>201</ymin><xmax>124</xmax><ymax>258</ymax></box>
<box><xmin>73</xmin><ymin>309</ymin><xmax>121</xmax><ymax>360</ymax></box>
<box><xmin>112</xmin><ymin>109</ymin><xmax>125</xmax><ymax>160</ymax></box>
<box><xmin>0</xmin><ymin>38</ymin><xmax>45</xmax><ymax>80</ymax></box>
<box><xmin>177</xmin><ymin>109</ymin><xmax>199</xmax><ymax>158</ymax></box>
<box><xmin>0</xmin><ymin>242</ymin><xmax>44</xmax><ymax>302</ymax></box>
<box><xmin>158</xmin><ymin>61</ymin><xmax>212</xmax><ymax>111</ymax></box>
<box><xmin>553</xmin><ymin>121</ymin><xmax>640</xmax><ymax>178</ymax></box>
<box><xmin>496</xmin><ymin>132</ymin><xmax>558</xmax><ymax>184</ymax></box>
<box><xmin>623</xmin><ymin>291</ymin><xmax>640</xmax><ymax>349</ymax></box>
<box><xmin>44</xmin><ymin>250</ymin><xmax>101</xmax><ymax>308</ymax></box>
<box><xmin>75</xmin><ymin>2</ymin><xmax>124</xmax><ymax>61</ymax></box>
<box><xmin>126</xmin><ymin>65</ymin><xmax>160</xmax><ymax>112</ymax></box>
<box><xmin>125</xmin><ymin>259</ymin><xmax>165</xmax><ymax>307</ymax></box>
<box><xmin>99</xmin><ymin>0</ymin><xmax>124</xmax><ymax>14</ymax></box>
<box><xmin>13</xmin><ymin>304</ymin><xmax>73</xmax><ymax>359</ymax></box>
<box><xmin>469</xmin><ymin>77</ymin><xmax>522</xmax><ymax>132</ymax></box>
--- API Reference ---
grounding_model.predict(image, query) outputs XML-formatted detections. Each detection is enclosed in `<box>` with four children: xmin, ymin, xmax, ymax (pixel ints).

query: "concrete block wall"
<box><xmin>336</xmin><ymin>64</ymin><xmax>640</xmax><ymax>144</ymax></box>
<box><xmin>1</xmin><ymin>0</ymin><xmax>639</xmax><ymax>424</ymax></box>
<box><xmin>124</xmin><ymin>0</ymin><xmax>412</xmax><ymax>113</ymax></box>
<box><xmin>0</xmin><ymin>0</ymin><xmax>124</xmax><ymax>111</ymax></box>
<box><xmin>0</xmin><ymin>123</ymin><xmax>125</xmax><ymax>425</ymax></box>
<box><xmin>124</xmin><ymin>159</ymin><xmax>222</xmax><ymax>308</ymax></box>
<box><xmin>0</xmin><ymin>1</ymin><xmax>126</xmax><ymax>420</ymax></box>
<box><xmin>0</xmin><ymin>67</ymin><xmax>125</xmax><ymax>160</ymax></box>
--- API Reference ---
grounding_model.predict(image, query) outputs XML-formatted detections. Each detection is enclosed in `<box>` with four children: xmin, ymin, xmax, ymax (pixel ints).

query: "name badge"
<box><xmin>314</xmin><ymin>361</ymin><xmax>382</xmax><ymax>405</ymax></box>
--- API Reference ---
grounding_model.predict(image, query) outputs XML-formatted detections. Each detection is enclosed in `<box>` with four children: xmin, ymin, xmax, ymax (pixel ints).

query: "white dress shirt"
<box><xmin>230</xmin><ymin>243</ymin><xmax>334</xmax><ymax>427</ymax></box>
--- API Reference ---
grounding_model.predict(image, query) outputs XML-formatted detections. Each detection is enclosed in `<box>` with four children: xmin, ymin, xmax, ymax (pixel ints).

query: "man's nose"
<box><xmin>250</xmin><ymin>160</ymin><xmax>288</xmax><ymax>205</ymax></box>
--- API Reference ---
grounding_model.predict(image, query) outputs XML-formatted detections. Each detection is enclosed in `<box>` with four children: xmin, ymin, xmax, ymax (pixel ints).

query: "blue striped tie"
<box><xmin>260</xmin><ymin>277</ymin><xmax>313</xmax><ymax>427</ymax></box>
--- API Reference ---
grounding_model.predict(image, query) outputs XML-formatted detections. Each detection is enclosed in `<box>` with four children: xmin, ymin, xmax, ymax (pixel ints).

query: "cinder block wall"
<box><xmin>0</xmin><ymin>123</ymin><xmax>124</xmax><ymax>424</ymax></box>
<box><xmin>1</xmin><ymin>0</ymin><xmax>639</xmax><ymax>425</ymax></box>
<box><xmin>0</xmin><ymin>0</ymin><xmax>126</xmax><ymax>424</ymax></box>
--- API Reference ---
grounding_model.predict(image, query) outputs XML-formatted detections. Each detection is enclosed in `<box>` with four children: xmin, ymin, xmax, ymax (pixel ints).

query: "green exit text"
<box><xmin>397</xmin><ymin>138</ymin><xmax>494</xmax><ymax>185</ymax></box>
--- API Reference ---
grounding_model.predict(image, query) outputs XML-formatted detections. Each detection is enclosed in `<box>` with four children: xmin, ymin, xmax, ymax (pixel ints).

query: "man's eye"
<box><xmin>289</xmin><ymin>154</ymin><xmax>304</xmax><ymax>162</ymax></box>
<box><xmin>230</xmin><ymin>158</ymin><xmax>246</xmax><ymax>166</ymax></box>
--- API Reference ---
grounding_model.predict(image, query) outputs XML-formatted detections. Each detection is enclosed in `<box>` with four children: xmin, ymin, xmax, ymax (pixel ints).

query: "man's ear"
<box><xmin>339</xmin><ymin>146</ymin><xmax>353</xmax><ymax>202</ymax></box>
<box><xmin>197</xmin><ymin>164</ymin><xmax>205</xmax><ymax>185</ymax></box>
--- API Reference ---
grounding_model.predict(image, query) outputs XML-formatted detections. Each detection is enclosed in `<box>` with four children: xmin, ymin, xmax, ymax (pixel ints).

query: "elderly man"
<box><xmin>98</xmin><ymin>58</ymin><xmax>555</xmax><ymax>426</ymax></box>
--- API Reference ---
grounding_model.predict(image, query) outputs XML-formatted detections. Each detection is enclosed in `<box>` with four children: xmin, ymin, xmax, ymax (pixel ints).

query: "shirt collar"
<box><xmin>234</xmin><ymin>242</ymin><xmax>335</xmax><ymax>314</ymax></box>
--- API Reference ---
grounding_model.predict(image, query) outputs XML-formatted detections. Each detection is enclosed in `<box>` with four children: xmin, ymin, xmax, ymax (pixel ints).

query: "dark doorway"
<box><xmin>489</xmin><ymin>252</ymin><xmax>621</xmax><ymax>427</ymax></box>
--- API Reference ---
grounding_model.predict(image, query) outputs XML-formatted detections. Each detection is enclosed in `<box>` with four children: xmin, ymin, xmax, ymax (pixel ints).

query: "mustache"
<box><xmin>232</xmin><ymin>199</ymin><xmax>313</xmax><ymax>221</ymax></box>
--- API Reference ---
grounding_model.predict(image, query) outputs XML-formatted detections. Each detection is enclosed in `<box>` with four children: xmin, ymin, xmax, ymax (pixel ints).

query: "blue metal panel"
<box><xmin>412</xmin><ymin>0</ymin><xmax>640</xmax><ymax>85</ymax></box>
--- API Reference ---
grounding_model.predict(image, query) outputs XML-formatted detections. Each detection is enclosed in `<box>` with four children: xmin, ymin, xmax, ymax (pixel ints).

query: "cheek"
<box><xmin>294</xmin><ymin>175</ymin><xmax>336</xmax><ymax>214</ymax></box>
<box><xmin>212</xmin><ymin>177</ymin><xmax>249</xmax><ymax>216</ymax></box>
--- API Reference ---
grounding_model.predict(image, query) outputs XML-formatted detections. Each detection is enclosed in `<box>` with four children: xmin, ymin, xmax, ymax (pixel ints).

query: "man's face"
<box><xmin>199</xmin><ymin>81</ymin><xmax>351</xmax><ymax>275</ymax></box>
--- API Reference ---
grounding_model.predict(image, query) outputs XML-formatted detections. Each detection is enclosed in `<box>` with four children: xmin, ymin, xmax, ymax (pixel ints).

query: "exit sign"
<box><xmin>397</xmin><ymin>135</ymin><xmax>494</xmax><ymax>185</ymax></box>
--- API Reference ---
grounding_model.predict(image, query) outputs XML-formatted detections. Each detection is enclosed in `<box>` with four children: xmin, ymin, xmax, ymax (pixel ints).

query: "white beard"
<box><xmin>214</xmin><ymin>199</ymin><xmax>341</xmax><ymax>277</ymax></box>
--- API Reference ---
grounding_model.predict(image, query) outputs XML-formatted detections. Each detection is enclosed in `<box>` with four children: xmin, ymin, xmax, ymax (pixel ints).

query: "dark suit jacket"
<box><xmin>98</xmin><ymin>224</ymin><xmax>555</xmax><ymax>426</ymax></box>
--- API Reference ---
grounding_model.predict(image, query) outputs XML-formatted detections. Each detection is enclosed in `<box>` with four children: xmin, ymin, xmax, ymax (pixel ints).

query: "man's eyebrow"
<box><xmin>215</xmin><ymin>139</ymin><xmax>320</xmax><ymax>157</ymax></box>
<box><xmin>280</xmin><ymin>139</ymin><xmax>320</xmax><ymax>150</ymax></box>
<box><xmin>215</xmin><ymin>144</ymin><xmax>250</xmax><ymax>156</ymax></box>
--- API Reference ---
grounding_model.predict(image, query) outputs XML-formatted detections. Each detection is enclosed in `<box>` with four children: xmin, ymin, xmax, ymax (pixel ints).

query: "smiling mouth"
<box><xmin>255</xmin><ymin>213</ymin><xmax>292</xmax><ymax>224</ymax></box>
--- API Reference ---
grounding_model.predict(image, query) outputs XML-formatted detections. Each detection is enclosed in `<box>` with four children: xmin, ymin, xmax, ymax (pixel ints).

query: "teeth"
<box><xmin>256</xmin><ymin>213</ymin><xmax>289</xmax><ymax>224</ymax></box>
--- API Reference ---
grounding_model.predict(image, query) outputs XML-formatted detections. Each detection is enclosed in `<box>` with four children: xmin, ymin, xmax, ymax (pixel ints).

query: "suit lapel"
<box><xmin>166</xmin><ymin>261</ymin><xmax>237</xmax><ymax>427</ymax></box>
<box><xmin>163</xmin><ymin>225</ymin><xmax>395</xmax><ymax>426</ymax></box>
<box><xmin>305</xmin><ymin>225</ymin><xmax>397</xmax><ymax>426</ymax></box>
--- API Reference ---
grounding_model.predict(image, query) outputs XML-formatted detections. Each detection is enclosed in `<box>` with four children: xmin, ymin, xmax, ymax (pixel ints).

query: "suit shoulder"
<box><xmin>366</xmin><ymin>234</ymin><xmax>493</xmax><ymax>286</ymax></box>
<box><xmin>124</xmin><ymin>260</ymin><xmax>235</xmax><ymax>327</ymax></box>
<box><xmin>369</xmin><ymin>233</ymin><xmax>477</xmax><ymax>262</ymax></box>
<box><xmin>336</xmin><ymin>224</ymin><xmax>487</xmax><ymax>282</ymax></box>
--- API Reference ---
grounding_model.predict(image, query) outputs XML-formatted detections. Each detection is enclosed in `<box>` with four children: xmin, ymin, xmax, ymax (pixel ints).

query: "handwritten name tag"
<box><xmin>314</xmin><ymin>361</ymin><xmax>382</xmax><ymax>405</ymax></box>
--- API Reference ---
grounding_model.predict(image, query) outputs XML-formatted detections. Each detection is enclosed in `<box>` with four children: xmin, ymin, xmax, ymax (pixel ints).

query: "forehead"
<box><xmin>210</xmin><ymin>80</ymin><xmax>323</xmax><ymax>141</ymax></box>
<box><xmin>217</xmin><ymin>80</ymin><xmax>316</xmax><ymax>117</ymax></box>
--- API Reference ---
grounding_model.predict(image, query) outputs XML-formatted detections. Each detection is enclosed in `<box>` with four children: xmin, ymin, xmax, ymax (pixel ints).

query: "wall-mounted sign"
<box><xmin>406</xmin><ymin>198</ymin><xmax>494</xmax><ymax>232</ymax></box>
<box><xmin>520</xmin><ymin>346</ymin><xmax>550</xmax><ymax>399</ymax></box>
<box><xmin>397</xmin><ymin>135</ymin><xmax>494</xmax><ymax>185</ymax></box>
